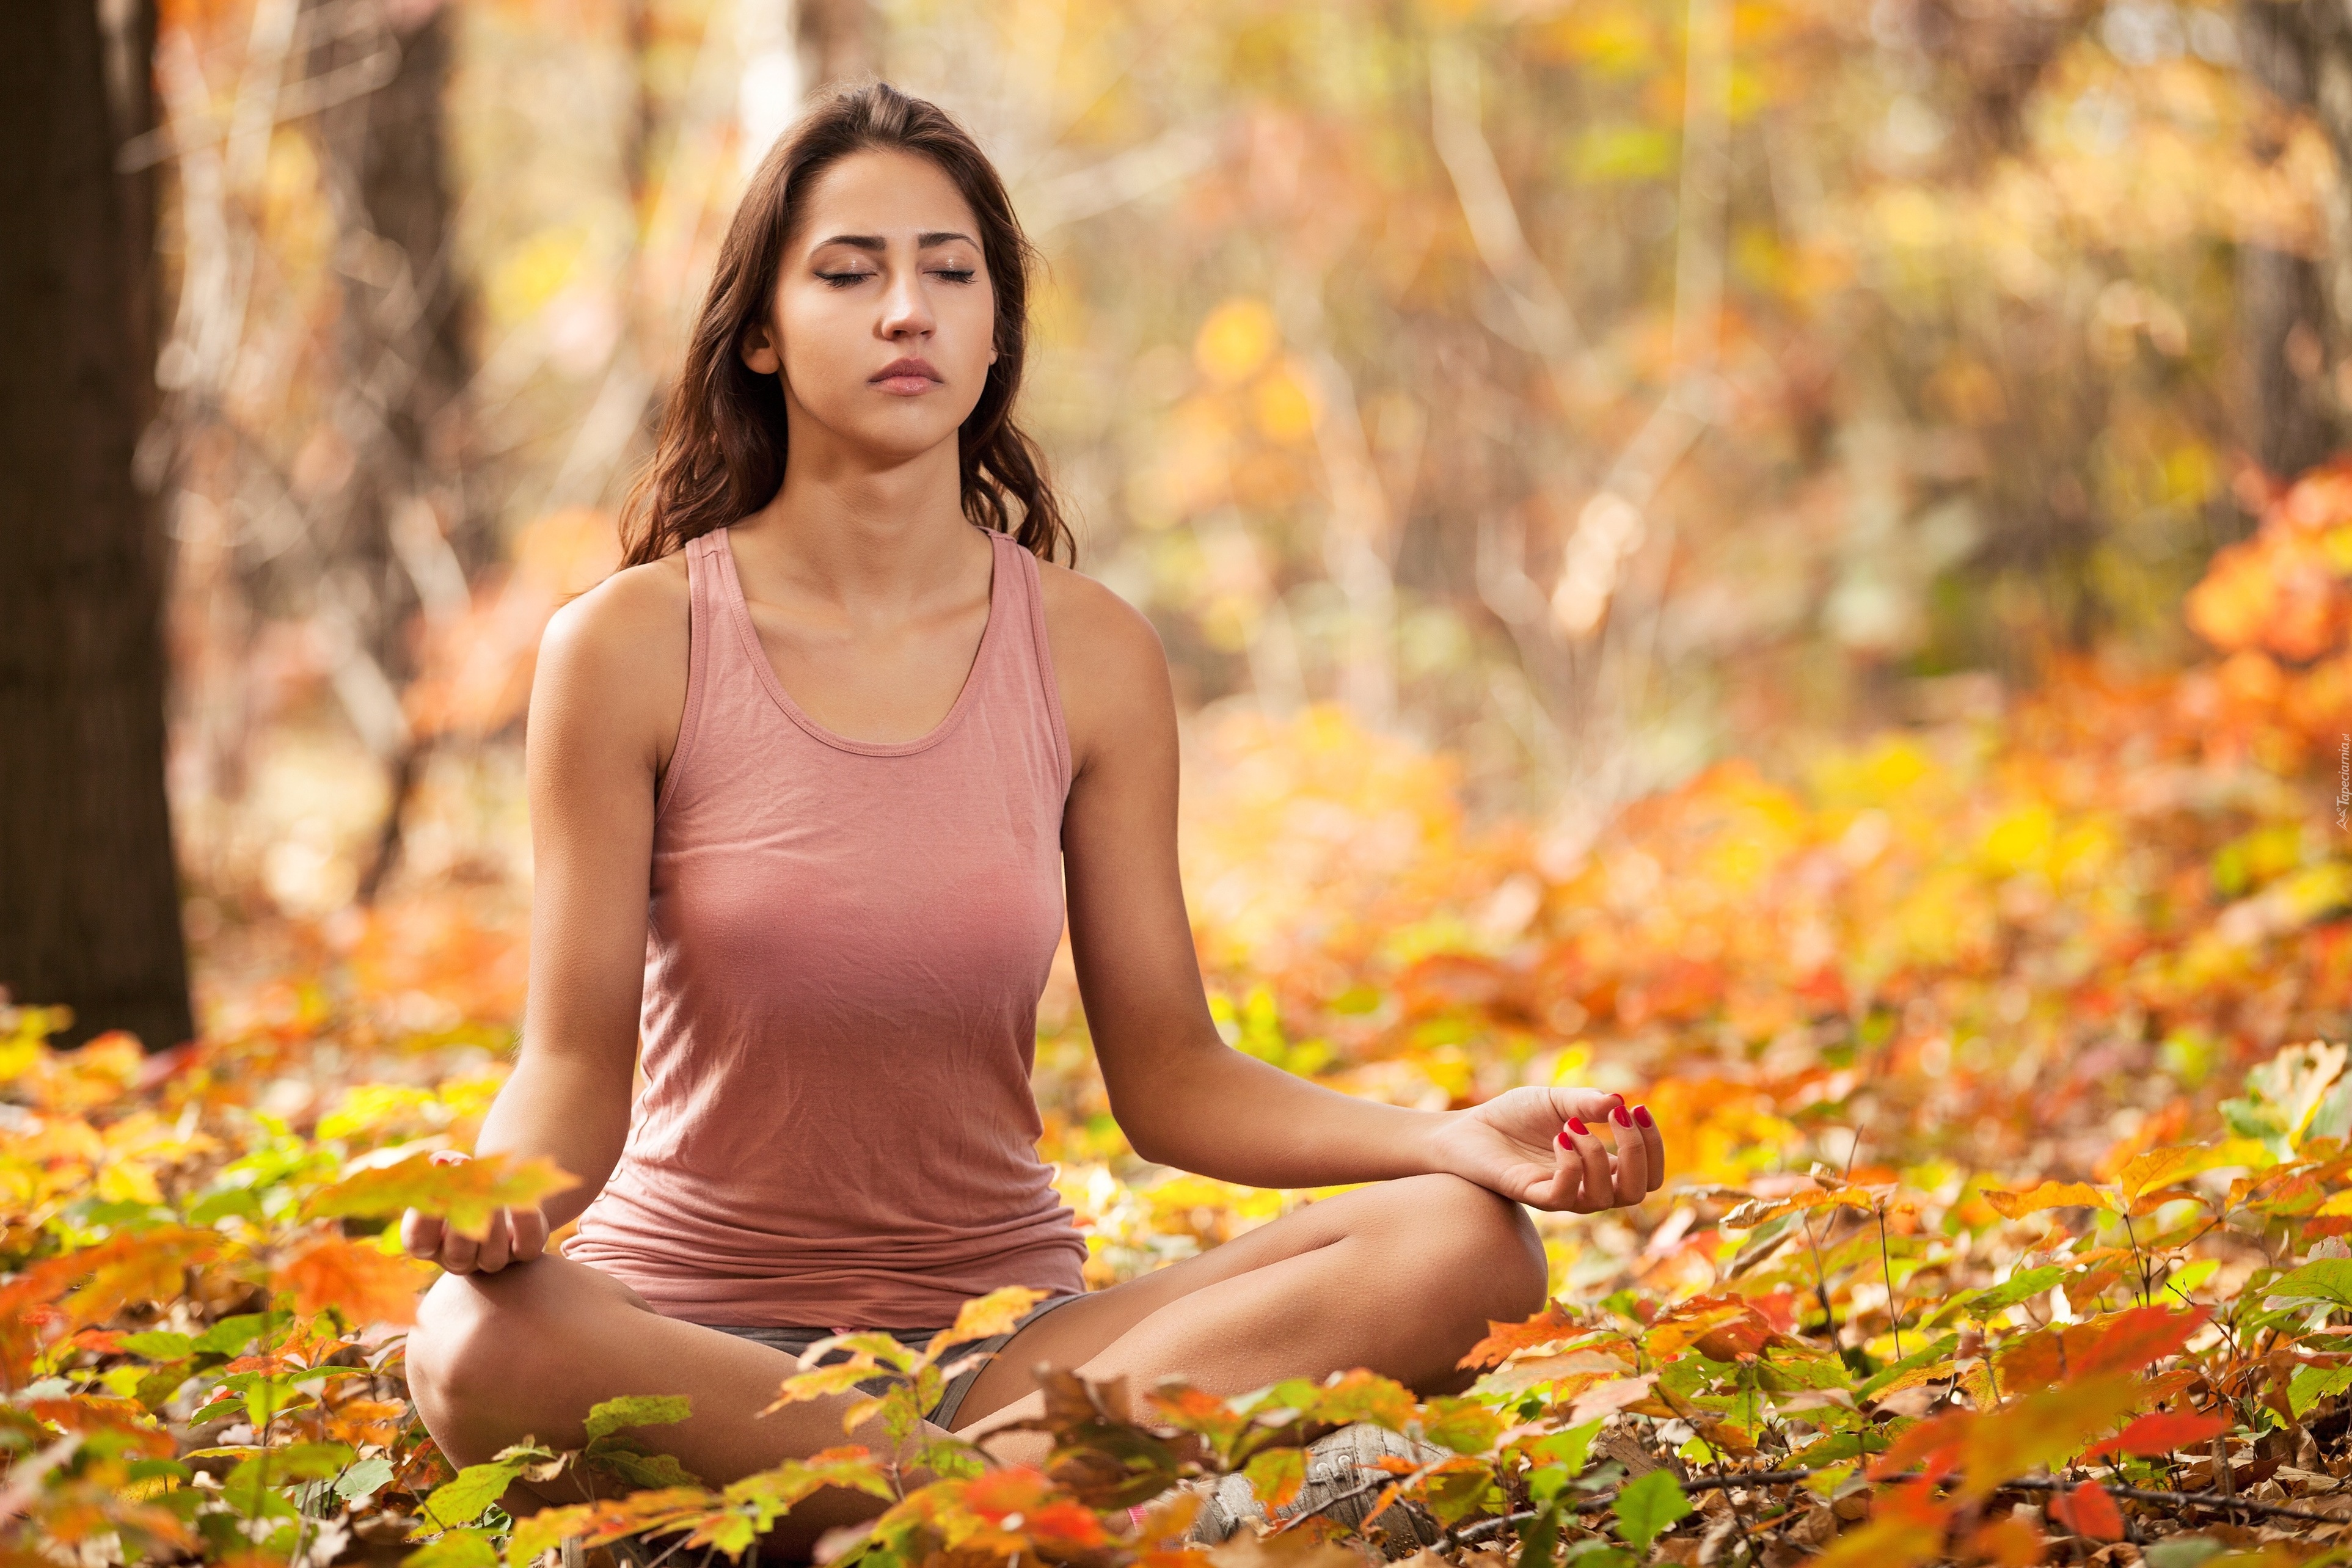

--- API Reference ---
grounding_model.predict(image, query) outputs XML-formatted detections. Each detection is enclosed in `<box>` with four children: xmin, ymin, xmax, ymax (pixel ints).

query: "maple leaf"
<box><xmin>1456</xmin><ymin>1300</ymin><xmax>1579</xmax><ymax>1369</ymax></box>
<box><xmin>270</xmin><ymin>1231</ymin><xmax>435</xmax><ymax>1326</ymax></box>
<box><xmin>300</xmin><ymin>1150</ymin><xmax>580</xmax><ymax>1241</ymax></box>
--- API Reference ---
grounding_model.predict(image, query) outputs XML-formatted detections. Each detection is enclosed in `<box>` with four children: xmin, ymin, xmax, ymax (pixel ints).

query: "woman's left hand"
<box><xmin>1426</xmin><ymin>1086</ymin><xmax>1668</xmax><ymax>1213</ymax></box>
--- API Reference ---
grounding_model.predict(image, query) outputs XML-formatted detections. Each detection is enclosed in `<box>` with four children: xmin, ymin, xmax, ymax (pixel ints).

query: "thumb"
<box><xmin>399</xmin><ymin>1208</ymin><xmax>444</xmax><ymax>1258</ymax></box>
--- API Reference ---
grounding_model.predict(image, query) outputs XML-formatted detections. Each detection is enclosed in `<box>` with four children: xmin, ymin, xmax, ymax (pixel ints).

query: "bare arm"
<box><xmin>401</xmin><ymin>561</ymin><xmax>687</xmax><ymax>1272</ymax></box>
<box><xmin>1040</xmin><ymin>567</ymin><xmax>1665</xmax><ymax>1210</ymax></box>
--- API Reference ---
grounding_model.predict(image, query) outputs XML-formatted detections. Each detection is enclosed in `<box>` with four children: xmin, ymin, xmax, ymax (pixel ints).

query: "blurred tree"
<box><xmin>2238</xmin><ymin>0</ymin><xmax>2348</xmax><ymax>482</ymax></box>
<box><xmin>0</xmin><ymin>0</ymin><xmax>194</xmax><ymax>1051</ymax></box>
<box><xmin>302</xmin><ymin>0</ymin><xmax>477</xmax><ymax>901</ymax></box>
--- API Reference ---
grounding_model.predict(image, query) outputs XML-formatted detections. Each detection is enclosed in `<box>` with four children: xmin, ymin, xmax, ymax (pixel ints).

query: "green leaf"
<box><xmin>1244</xmin><ymin>1446</ymin><xmax>1306</xmax><ymax>1514</ymax></box>
<box><xmin>1418</xmin><ymin>1395</ymin><xmax>1505</xmax><ymax>1456</ymax></box>
<box><xmin>2142</xmin><ymin>1541</ymin><xmax>2227</xmax><ymax>1568</ymax></box>
<box><xmin>1526</xmin><ymin>1421</ymin><xmax>1605</xmax><ymax>1504</ymax></box>
<box><xmin>117</xmin><ymin>1330</ymin><xmax>194</xmax><ymax>1361</ymax></box>
<box><xmin>2266</xmin><ymin>1260</ymin><xmax>2352</xmax><ymax>1310</ymax></box>
<box><xmin>1858</xmin><ymin>1335</ymin><xmax>1961</xmax><ymax>1398</ymax></box>
<box><xmin>1516</xmin><ymin>1503</ymin><xmax>1563</xmax><ymax>1568</ymax></box>
<box><xmin>334</xmin><ymin>1454</ymin><xmax>395</xmax><ymax>1505</ymax></box>
<box><xmin>1611</xmin><ymin>1468</ymin><xmax>1692</xmax><ymax>1553</ymax></box>
<box><xmin>583</xmin><ymin>1393</ymin><xmax>692</xmax><ymax>1443</ymax></box>
<box><xmin>195</xmin><ymin>1313</ymin><xmax>271</xmax><ymax>1357</ymax></box>
<box><xmin>585</xmin><ymin>1442</ymin><xmax>703</xmax><ymax>1489</ymax></box>
<box><xmin>1561</xmin><ymin>1544</ymin><xmax>1635</xmax><ymax>1567</ymax></box>
<box><xmin>401</xmin><ymin>1526</ymin><xmax>502</xmax><ymax>1568</ymax></box>
<box><xmin>2290</xmin><ymin>1364</ymin><xmax>2352</xmax><ymax>1417</ymax></box>
<box><xmin>412</xmin><ymin>1460</ymin><xmax>527</xmax><ymax>1535</ymax></box>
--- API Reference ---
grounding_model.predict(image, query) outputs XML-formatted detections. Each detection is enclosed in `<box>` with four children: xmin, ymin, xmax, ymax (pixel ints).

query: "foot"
<box><xmin>1184</xmin><ymin>1422</ymin><xmax>1448</xmax><ymax>1560</ymax></box>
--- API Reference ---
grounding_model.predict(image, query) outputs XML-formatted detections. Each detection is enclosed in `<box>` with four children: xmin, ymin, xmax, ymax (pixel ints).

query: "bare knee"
<box><xmin>1383</xmin><ymin>1173</ymin><xmax>1550</xmax><ymax>1322</ymax></box>
<box><xmin>406</xmin><ymin>1265</ymin><xmax>582</xmax><ymax>1462</ymax></box>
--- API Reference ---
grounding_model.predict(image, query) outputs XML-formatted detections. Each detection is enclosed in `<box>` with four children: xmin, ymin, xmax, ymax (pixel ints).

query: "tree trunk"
<box><xmin>2239</xmin><ymin>1</ymin><xmax>2351</xmax><ymax>486</ymax></box>
<box><xmin>0</xmin><ymin>0</ymin><xmax>194</xmax><ymax>1051</ymax></box>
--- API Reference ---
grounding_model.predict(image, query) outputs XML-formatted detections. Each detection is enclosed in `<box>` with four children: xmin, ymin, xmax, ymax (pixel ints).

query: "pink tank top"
<box><xmin>561</xmin><ymin>523</ymin><xmax>1089</xmax><ymax>1329</ymax></box>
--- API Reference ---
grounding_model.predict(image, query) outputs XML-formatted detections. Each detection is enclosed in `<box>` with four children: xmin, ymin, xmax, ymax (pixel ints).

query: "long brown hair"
<box><xmin>616</xmin><ymin>81</ymin><xmax>1073</xmax><ymax>567</ymax></box>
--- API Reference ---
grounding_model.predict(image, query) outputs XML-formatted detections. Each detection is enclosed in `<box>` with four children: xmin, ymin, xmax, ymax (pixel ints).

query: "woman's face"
<box><xmin>743</xmin><ymin>147</ymin><xmax>999</xmax><ymax>466</ymax></box>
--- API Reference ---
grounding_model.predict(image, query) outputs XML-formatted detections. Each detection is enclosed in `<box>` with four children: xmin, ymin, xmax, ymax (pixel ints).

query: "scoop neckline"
<box><xmin>712</xmin><ymin>524</ymin><xmax>1006</xmax><ymax>758</ymax></box>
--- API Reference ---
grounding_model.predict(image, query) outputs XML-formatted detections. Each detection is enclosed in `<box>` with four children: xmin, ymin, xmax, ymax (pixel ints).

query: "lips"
<box><xmin>870</xmin><ymin>357</ymin><xmax>943</xmax><ymax>394</ymax></box>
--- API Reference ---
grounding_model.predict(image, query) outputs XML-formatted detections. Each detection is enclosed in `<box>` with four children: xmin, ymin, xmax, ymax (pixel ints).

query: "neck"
<box><xmin>734</xmin><ymin>423</ymin><xmax>974</xmax><ymax>604</ymax></box>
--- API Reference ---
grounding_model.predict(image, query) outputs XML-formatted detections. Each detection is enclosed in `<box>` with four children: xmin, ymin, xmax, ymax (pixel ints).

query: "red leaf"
<box><xmin>2087</xmin><ymin>1409</ymin><xmax>2230</xmax><ymax>1460</ymax></box>
<box><xmin>2070</xmin><ymin>1306</ymin><xmax>2208</xmax><ymax>1381</ymax></box>
<box><xmin>2050</xmin><ymin>1481</ymin><xmax>2125</xmax><ymax>1541</ymax></box>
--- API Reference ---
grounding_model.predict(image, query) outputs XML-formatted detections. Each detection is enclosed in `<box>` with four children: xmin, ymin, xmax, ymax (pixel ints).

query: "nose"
<box><xmin>877</xmin><ymin>261</ymin><xmax>935</xmax><ymax>343</ymax></box>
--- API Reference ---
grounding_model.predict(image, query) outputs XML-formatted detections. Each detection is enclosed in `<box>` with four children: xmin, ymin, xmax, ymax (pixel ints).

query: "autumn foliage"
<box><xmin>10</xmin><ymin>467</ymin><xmax>2352</xmax><ymax>1564</ymax></box>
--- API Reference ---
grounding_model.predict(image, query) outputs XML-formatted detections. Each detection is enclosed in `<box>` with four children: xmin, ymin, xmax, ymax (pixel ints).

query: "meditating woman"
<box><xmin>397</xmin><ymin>80</ymin><xmax>1667</xmax><ymax>1559</ymax></box>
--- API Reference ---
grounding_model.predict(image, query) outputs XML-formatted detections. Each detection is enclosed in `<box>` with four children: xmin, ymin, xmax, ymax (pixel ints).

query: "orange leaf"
<box><xmin>271</xmin><ymin>1233</ymin><xmax>435</xmax><ymax>1326</ymax></box>
<box><xmin>1981</xmin><ymin>1181</ymin><xmax>2118</xmax><ymax>1219</ymax></box>
<box><xmin>2086</xmin><ymin>1409</ymin><xmax>2230</xmax><ymax>1460</ymax></box>
<box><xmin>2049</xmin><ymin>1481</ymin><xmax>2124</xmax><ymax>1541</ymax></box>
<box><xmin>1458</xmin><ymin>1301</ymin><xmax>1579</xmax><ymax>1370</ymax></box>
<box><xmin>1967</xmin><ymin>1515</ymin><xmax>2045</xmax><ymax>1568</ymax></box>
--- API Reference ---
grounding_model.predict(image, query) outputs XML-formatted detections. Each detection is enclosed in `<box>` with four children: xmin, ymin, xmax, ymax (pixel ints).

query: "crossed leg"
<box><xmin>404</xmin><ymin>1173</ymin><xmax>1549</xmax><ymax>1559</ymax></box>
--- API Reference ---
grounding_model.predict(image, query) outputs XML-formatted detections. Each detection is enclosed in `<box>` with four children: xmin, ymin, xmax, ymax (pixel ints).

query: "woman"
<box><xmin>399</xmin><ymin>81</ymin><xmax>1667</xmax><ymax>1559</ymax></box>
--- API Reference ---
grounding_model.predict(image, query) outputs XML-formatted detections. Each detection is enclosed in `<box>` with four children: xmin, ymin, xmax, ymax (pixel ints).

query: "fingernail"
<box><xmin>1568</xmin><ymin>1118</ymin><xmax>1589</xmax><ymax>1136</ymax></box>
<box><xmin>1634</xmin><ymin>1104</ymin><xmax>1654</xmax><ymax>1128</ymax></box>
<box><xmin>1556</xmin><ymin>1129</ymin><xmax>1572</xmax><ymax>1149</ymax></box>
<box><xmin>1612</xmin><ymin>1105</ymin><xmax>1632</xmax><ymax>1128</ymax></box>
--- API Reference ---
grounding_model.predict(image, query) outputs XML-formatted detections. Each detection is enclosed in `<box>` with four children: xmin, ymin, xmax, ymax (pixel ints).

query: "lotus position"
<box><xmin>399</xmin><ymin>81</ymin><xmax>1667</xmax><ymax>1560</ymax></box>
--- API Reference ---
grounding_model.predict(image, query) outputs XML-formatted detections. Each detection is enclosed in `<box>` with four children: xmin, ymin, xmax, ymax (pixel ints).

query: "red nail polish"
<box><xmin>1634</xmin><ymin>1104</ymin><xmax>1654</xmax><ymax>1128</ymax></box>
<box><xmin>1612</xmin><ymin>1105</ymin><xmax>1632</xmax><ymax>1128</ymax></box>
<box><xmin>1568</xmin><ymin>1118</ymin><xmax>1589</xmax><ymax>1136</ymax></box>
<box><xmin>1556</xmin><ymin>1130</ymin><xmax>1572</xmax><ymax>1149</ymax></box>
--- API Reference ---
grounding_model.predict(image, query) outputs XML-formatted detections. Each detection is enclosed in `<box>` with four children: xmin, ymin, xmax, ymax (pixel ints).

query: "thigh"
<box><xmin>950</xmin><ymin>1175</ymin><xmax>1543</xmax><ymax>1420</ymax></box>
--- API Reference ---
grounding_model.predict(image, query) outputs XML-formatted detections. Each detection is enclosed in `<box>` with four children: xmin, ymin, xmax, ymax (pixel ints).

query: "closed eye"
<box><xmin>817</xmin><ymin>271</ymin><xmax>872</xmax><ymax>288</ymax></box>
<box><xmin>930</xmin><ymin>267</ymin><xmax>978</xmax><ymax>283</ymax></box>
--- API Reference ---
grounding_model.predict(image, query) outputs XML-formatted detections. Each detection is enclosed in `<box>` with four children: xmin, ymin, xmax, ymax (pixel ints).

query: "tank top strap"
<box><xmin>983</xmin><ymin>528</ymin><xmax>1072</xmax><ymax>793</ymax></box>
<box><xmin>659</xmin><ymin>530</ymin><xmax>730</xmax><ymax>820</ymax></box>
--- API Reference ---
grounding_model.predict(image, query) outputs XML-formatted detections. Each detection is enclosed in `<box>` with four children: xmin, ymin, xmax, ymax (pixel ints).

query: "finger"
<box><xmin>1530</xmin><ymin>1127</ymin><xmax>1583</xmax><ymax>1209</ymax></box>
<box><xmin>1563</xmin><ymin>1117</ymin><xmax>1613</xmax><ymax>1213</ymax></box>
<box><xmin>1552</xmin><ymin>1087</ymin><xmax>1626</xmax><ymax>1129</ymax></box>
<box><xmin>509</xmin><ymin>1205</ymin><xmax>549</xmax><ymax>1260</ymax></box>
<box><xmin>1634</xmin><ymin>1104</ymin><xmax>1666</xmax><ymax>1192</ymax></box>
<box><xmin>441</xmin><ymin>1228</ymin><xmax>481</xmax><ymax>1275</ymax></box>
<box><xmin>475</xmin><ymin>1212</ymin><xmax>513</xmax><ymax>1272</ymax></box>
<box><xmin>1607</xmin><ymin>1104</ymin><xmax>1648</xmax><ymax>1205</ymax></box>
<box><xmin>400</xmin><ymin>1209</ymin><xmax>444</xmax><ymax>1260</ymax></box>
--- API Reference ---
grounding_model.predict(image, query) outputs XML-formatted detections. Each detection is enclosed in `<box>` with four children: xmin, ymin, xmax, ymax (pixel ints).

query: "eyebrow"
<box><xmin>811</xmin><ymin>231</ymin><xmax>979</xmax><ymax>252</ymax></box>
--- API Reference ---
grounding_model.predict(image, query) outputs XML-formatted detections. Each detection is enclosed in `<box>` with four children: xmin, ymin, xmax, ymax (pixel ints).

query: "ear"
<box><xmin>740</xmin><ymin>317</ymin><xmax>782</xmax><ymax>376</ymax></box>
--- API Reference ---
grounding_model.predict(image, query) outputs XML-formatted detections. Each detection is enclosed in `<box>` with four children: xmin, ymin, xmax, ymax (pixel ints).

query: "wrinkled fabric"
<box><xmin>563</xmin><ymin>525</ymin><xmax>1089</xmax><ymax>1329</ymax></box>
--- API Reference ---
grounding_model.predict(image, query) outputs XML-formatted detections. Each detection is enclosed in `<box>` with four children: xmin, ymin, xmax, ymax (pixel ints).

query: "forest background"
<box><xmin>18</xmin><ymin>0</ymin><xmax>2352</xmax><ymax>1564</ymax></box>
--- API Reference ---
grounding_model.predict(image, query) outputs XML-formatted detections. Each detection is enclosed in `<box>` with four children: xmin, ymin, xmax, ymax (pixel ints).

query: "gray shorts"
<box><xmin>701</xmin><ymin>1292</ymin><xmax>1085</xmax><ymax>1430</ymax></box>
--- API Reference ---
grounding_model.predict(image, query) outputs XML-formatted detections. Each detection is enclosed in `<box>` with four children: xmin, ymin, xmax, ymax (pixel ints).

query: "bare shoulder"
<box><xmin>531</xmin><ymin>552</ymin><xmax>692</xmax><ymax>778</ymax></box>
<box><xmin>1034</xmin><ymin>558</ymin><xmax>1174</xmax><ymax>775</ymax></box>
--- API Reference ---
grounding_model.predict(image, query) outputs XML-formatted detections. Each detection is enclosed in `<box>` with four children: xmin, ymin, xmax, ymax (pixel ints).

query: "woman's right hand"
<box><xmin>398</xmin><ymin>1151</ymin><xmax>551</xmax><ymax>1274</ymax></box>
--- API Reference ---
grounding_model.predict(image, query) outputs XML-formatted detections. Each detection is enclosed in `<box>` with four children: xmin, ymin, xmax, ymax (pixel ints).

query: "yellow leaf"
<box><xmin>925</xmin><ymin>1285</ymin><xmax>1048</xmax><ymax>1359</ymax></box>
<box><xmin>300</xmin><ymin>1151</ymin><xmax>579</xmax><ymax>1241</ymax></box>
<box><xmin>1982</xmin><ymin>1181</ymin><xmax>2118</xmax><ymax>1219</ymax></box>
